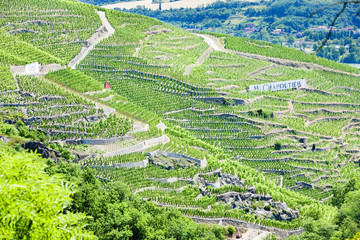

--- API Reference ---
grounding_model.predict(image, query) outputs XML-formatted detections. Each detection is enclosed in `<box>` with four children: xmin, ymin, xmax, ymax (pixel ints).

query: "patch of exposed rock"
<box><xmin>217</xmin><ymin>191</ymin><xmax>298</xmax><ymax>221</ymax></box>
<box><xmin>198</xmin><ymin>171</ymin><xmax>245</xmax><ymax>189</ymax></box>
<box><xmin>22</xmin><ymin>141</ymin><xmax>61</xmax><ymax>161</ymax></box>
<box><xmin>197</xmin><ymin>171</ymin><xmax>299</xmax><ymax>221</ymax></box>
<box><xmin>149</xmin><ymin>152</ymin><xmax>197</xmax><ymax>170</ymax></box>
<box><xmin>145</xmin><ymin>29</ymin><xmax>172</xmax><ymax>36</ymax></box>
<box><xmin>0</xmin><ymin>136</ymin><xmax>10</xmax><ymax>144</ymax></box>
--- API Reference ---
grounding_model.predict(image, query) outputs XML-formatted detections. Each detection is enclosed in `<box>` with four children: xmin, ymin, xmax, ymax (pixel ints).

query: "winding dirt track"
<box><xmin>184</xmin><ymin>47</ymin><xmax>213</xmax><ymax>76</ymax></box>
<box><xmin>69</xmin><ymin>10</ymin><xmax>115</xmax><ymax>69</ymax></box>
<box><xmin>11</xmin><ymin>10</ymin><xmax>116</xmax><ymax>75</ymax></box>
<box><xmin>196</xmin><ymin>34</ymin><xmax>360</xmax><ymax>78</ymax></box>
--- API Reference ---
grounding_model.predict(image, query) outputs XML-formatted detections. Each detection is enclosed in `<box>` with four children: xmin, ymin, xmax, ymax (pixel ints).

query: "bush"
<box><xmin>0</xmin><ymin>145</ymin><xmax>92</xmax><ymax>238</ymax></box>
<box><xmin>274</xmin><ymin>142</ymin><xmax>282</xmax><ymax>151</ymax></box>
<box><xmin>264</xmin><ymin>205</ymin><xmax>271</xmax><ymax>211</ymax></box>
<box><xmin>249</xmin><ymin>109</ymin><xmax>274</xmax><ymax>119</ymax></box>
<box><xmin>312</xmin><ymin>144</ymin><xmax>316</xmax><ymax>151</ymax></box>
<box><xmin>227</xmin><ymin>226</ymin><xmax>236</xmax><ymax>235</ymax></box>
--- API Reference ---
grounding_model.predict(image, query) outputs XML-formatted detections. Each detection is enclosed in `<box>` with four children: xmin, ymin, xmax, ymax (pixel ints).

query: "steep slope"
<box><xmin>0</xmin><ymin>0</ymin><xmax>102</xmax><ymax>63</ymax></box>
<box><xmin>0</xmin><ymin>30</ymin><xmax>64</xmax><ymax>65</ymax></box>
<box><xmin>1</xmin><ymin>0</ymin><xmax>360</xmax><ymax>239</ymax></box>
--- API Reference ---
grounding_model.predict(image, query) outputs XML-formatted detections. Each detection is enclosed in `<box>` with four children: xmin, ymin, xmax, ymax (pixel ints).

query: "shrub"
<box><xmin>274</xmin><ymin>142</ymin><xmax>282</xmax><ymax>151</ymax></box>
<box><xmin>312</xmin><ymin>144</ymin><xmax>316</xmax><ymax>151</ymax></box>
<box><xmin>228</xmin><ymin>226</ymin><xmax>236</xmax><ymax>235</ymax></box>
<box><xmin>0</xmin><ymin>145</ymin><xmax>92</xmax><ymax>238</ymax></box>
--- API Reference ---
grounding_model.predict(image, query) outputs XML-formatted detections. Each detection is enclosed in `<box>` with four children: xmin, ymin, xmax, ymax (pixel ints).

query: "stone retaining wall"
<box><xmin>103</xmin><ymin>135</ymin><xmax>168</xmax><ymax>157</ymax></box>
<box><xmin>152</xmin><ymin>177</ymin><xmax>194</xmax><ymax>184</ymax></box>
<box><xmin>262</xmin><ymin>169</ymin><xmax>296</xmax><ymax>175</ymax></box>
<box><xmin>195</xmin><ymin>97</ymin><xmax>246</xmax><ymax>106</ymax></box>
<box><xmin>149</xmin><ymin>150</ymin><xmax>207</xmax><ymax>168</ymax></box>
<box><xmin>66</xmin><ymin>135</ymin><xmax>131</xmax><ymax>145</ymax></box>
<box><xmin>90</xmin><ymin>160</ymin><xmax>148</xmax><ymax>169</ymax></box>
<box><xmin>188</xmin><ymin>216</ymin><xmax>304</xmax><ymax>239</ymax></box>
<box><xmin>104</xmin><ymin>142</ymin><xmax>145</xmax><ymax>156</ymax></box>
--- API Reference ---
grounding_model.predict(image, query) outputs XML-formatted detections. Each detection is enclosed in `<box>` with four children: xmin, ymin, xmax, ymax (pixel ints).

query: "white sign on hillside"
<box><xmin>249</xmin><ymin>79</ymin><xmax>306</xmax><ymax>92</ymax></box>
<box><xmin>25</xmin><ymin>62</ymin><xmax>40</xmax><ymax>74</ymax></box>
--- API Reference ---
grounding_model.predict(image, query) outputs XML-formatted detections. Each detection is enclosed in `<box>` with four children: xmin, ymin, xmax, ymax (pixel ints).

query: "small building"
<box><xmin>293</xmin><ymin>40</ymin><xmax>314</xmax><ymax>48</ymax></box>
<box><xmin>296</xmin><ymin>32</ymin><xmax>303</xmax><ymax>38</ymax></box>
<box><xmin>272</xmin><ymin>29</ymin><xmax>282</xmax><ymax>35</ymax></box>
<box><xmin>25</xmin><ymin>62</ymin><xmax>40</xmax><ymax>75</ymax></box>
<box><xmin>309</xmin><ymin>26</ymin><xmax>328</xmax><ymax>31</ymax></box>
<box><xmin>339</xmin><ymin>27</ymin><xmax>354</xmax><ymax>31</ymax></box>
<box><xmin>104</xmin><ymin>81</ymin><xmax>111</xmax><ymax>89</ymax></box>
<box><xmin>244</xmin><ymin>27</ymin><xmax>259</xmax><ymax>34</ymax></box>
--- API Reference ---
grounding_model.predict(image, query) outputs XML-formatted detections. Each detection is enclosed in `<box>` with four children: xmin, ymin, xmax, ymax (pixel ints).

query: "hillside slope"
<box><xmin>1</xmin><ymin>0</ymin><xmax>360</xmax><ymax>239</ymax></box>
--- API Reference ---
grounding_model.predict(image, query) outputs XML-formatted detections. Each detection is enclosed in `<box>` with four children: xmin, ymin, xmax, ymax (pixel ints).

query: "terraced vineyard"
<box><xmin>1</xmin><ymin>0</ymin><xmax>360</xmax><ymax>239</ymax></box>
<box><xmin>0</xmin><ymin>0</ymin><xmax>101</xmax><ymax>63</ymax></box>
<box><xmin>0</xmin><ymin>74</ymin><xmax>132</xmax><ymax>140</ymax></box>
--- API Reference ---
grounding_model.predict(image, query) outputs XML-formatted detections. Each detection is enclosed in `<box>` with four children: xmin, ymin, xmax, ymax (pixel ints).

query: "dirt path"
<box><xmin>197</xmin><ymin>34</ymin><xmax>360</xmax><ymax>78</ymax></box>
<box><xmin>239</xmin><ymin>229</ymin><xmax>269</xmax><ymax>240</ymax></box>
<box><xmin>69</xmin><ymin>10</ymin><xmax>115</xmax><ymax>69</ymax></box>
<box><xmin>12</xmin><ymin>73</ymin><xmax>20</xmax><ymax>91</ymax></box>
<box><xmin>189</xmin><ymin>216</ymin><xmax>304</xmax><ymax>239</ymax></box>
<box><xmin>11</xmin><ymin>9</ymin><xmax>115</xmax><ymax>75</ymax></box>
<box><xmin>184</xmin><ymin>47</ymin><xmax>213</xmax><ymax>76</ymax></box>
<box><xmin>288</xmin><ymin>100</ymin><xmax>294</xmax><ymax>115</ymax></box>
<box><xmin>164</xmin><ymin>107</ymin><xmax>215</xmax><ymax>115</ymax></box>
<box><xmin>195</xmin><ymin>34</ymin><xmax>223</xmax><ymax>51</ymax></box>
<box><xmin>10</xmin><ymin>63</ymin><xmax>66</xmax><ymax>77</ymax></box>
<box><xmin>197</xmin><ymin>34</ymin><xmax>226</xmax><ymax>52</ymax></box>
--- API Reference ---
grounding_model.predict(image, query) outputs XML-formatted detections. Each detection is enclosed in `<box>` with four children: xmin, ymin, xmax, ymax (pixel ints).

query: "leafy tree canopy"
<box><xmin>0</xmin><ymin>144</ymin><xmax>93</xmax><ymax>239</ymax></box>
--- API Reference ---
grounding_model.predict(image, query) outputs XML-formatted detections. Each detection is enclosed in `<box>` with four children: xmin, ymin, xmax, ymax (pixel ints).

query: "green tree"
<box><xmin>46</xmin><ymin>162</ymin><xmax>227</xmax><ymax>240</ymax></box>
<box><xmin>260</xmin><ymin>29</ymin><xmax>271</xmax><ymax>42</ymax></box>
<box><xmin>339</xmin><ymin>45</ymin><xmax>346</xmax><ymax>55</ymax></box>
<box><xmin>287</xmin><ymin>35</ymin><xmax>295</xmax><ymax>46</ymax></box>
<box><xmin>337</xmin><ymin>190</ymin><xmax>360</xmax><ymax>239</ymax></box>
<box><xmin>274</xmin><ymin>142</ymin><xmax>282</xmax><ymax>150</ymax></box>
<box><xmin>349</xmin><ymin>232</ymin><xmax>360</xmax><ymax>240</ymax></box>
<box><xmin>0</xmin><ymin>145</ymin><xmax>93</xmax><ymax>239</ymax></box>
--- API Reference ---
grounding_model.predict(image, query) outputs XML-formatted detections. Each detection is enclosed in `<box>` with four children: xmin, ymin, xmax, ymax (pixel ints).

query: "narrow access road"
<box><xmin>196</xmin><ymin>33</ymin><xmax>360</xmax><ymax>78</ymax></box>
<box><xmin>195</xmin><ymin>33</ymin><xmax>225</xmax><ymax>52</ymax></box>
<box><xmin>11</xmin><ymin>9</ymin><xmax>116</xmax><ymax>75</ymax></box>
<box><xmin>69</xmin><ymin>10</ymin><xmax>115</xmax><ymax>69</ymax></box>
<box><xmin>184</xmin><ymin>47</ymin><xmax>213</xmax><ymax>75</ymax></box>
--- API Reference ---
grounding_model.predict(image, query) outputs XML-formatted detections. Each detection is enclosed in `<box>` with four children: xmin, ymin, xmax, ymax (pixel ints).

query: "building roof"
<box><xmin>104</xmin><ymin>81</ymin><xmax>111</xmax><ymax>89</ymax></box>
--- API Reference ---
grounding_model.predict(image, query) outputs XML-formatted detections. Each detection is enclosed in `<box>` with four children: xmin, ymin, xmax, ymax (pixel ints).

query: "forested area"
<box><xmin>125</xmin><ymin>0</ymin><xmax>359</xmax><ymax>33</ymax></box>
<box><xmin>78</xmin><ymin>0</ymin><xmax>138</xmax><ymax>6</ymax></box>
<box><xmin>1</xmin><ymin>125</ymin><xmax>360</xmax><ymax>239</ymax></box>
<box><xmin>0</xmin><ymin>125</ymin><xmax>229</xmax><ymax>239</ymax></box>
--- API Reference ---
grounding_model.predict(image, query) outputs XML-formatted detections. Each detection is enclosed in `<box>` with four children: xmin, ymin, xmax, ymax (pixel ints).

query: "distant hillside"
<box><xmin>78</xmin><ymin>0</ymin><xmax>137</xmax><ymax>6</ymax></box>
<box><xmin>125</xmin><ymin>0</ymin><xmax>360</xmax><ymax>63</ymax></box>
